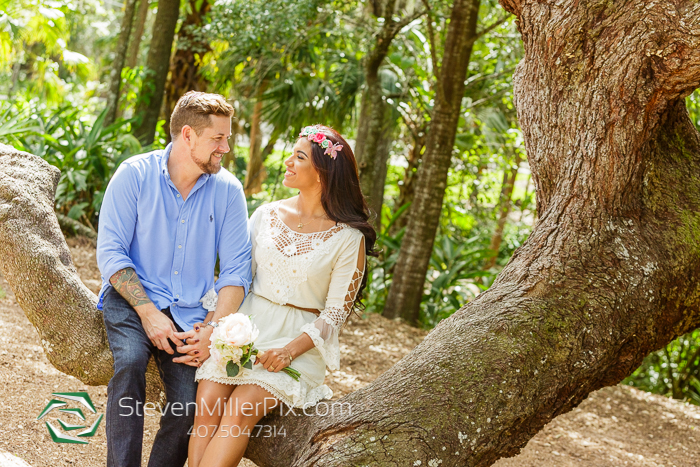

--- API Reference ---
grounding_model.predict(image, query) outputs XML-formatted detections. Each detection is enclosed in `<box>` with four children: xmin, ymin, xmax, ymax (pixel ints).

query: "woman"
<box><xmin>182</xmin><ymin>125</ymin><xmax>376</xmax><ymax>467</ymax></box>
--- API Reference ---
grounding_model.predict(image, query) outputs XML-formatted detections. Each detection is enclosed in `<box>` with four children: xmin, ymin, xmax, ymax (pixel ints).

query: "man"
<box><xmin>96</xmin><ymin>91</ymin><xmax>252</xmax><ymax>467</ymax></box>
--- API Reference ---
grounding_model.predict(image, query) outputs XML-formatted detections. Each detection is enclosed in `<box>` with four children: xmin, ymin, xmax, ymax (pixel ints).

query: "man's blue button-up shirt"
<box><xmin>96</xmin><ymin>143</ymin><xmax>252</xmax><ymax>331</ymax></box>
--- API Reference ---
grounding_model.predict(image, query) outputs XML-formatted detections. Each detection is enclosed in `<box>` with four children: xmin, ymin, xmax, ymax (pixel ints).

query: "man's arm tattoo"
<box><xmin>110</xmin><ymin>268</ymin><xmax>153</xmax><ymax>308</ymax></box>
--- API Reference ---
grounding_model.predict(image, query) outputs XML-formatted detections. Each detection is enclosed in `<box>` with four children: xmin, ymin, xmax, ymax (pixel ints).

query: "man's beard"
<box><xmin>191</xmin><ymin>150</ymin><xmax>223</xmax><ymax>174</ymax></box>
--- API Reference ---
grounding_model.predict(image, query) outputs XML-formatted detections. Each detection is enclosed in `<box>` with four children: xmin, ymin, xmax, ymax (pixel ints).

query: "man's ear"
<box><xmin>181</xmin><ymin>125</ymin><xmax>193</xmax><ymax>144</ymax></box>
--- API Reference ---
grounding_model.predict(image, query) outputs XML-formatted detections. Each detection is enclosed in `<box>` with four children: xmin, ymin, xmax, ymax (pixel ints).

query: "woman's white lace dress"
<box><xmin>195</xmin><ymin>200</ymin><xmax>365</xmax><ymax>408</ymax></box>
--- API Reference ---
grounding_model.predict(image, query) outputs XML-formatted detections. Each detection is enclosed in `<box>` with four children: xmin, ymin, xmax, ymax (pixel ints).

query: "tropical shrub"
<box><xmin>4</xmin><ymin>100</ymin><xmax>141</xmax><ymax>227</ymax></box>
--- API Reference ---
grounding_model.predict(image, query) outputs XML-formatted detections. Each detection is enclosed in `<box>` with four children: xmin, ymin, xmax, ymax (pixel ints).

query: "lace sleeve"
<box><xmin>200</xmin><ymin>288</ymin><xmax>218</xmax><ymax>312</ymax></box>
<box><xmin>300</xmin><ymin>233</ymin><xmax>365</xmax><ymax>371</ymax></box>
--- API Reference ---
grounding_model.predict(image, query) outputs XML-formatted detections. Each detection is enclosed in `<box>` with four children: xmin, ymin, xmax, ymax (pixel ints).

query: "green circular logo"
<box><xmin>36</xmin><ymin>392</ymin><xmax>103</xmax><ymax>444</ymax></box>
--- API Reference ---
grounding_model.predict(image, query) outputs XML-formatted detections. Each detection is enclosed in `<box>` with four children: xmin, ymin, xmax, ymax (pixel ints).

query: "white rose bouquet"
<box><xmin>209</xmin><ymin>314</ymin><xmax>300</xmax><ymax>381</ymax></box>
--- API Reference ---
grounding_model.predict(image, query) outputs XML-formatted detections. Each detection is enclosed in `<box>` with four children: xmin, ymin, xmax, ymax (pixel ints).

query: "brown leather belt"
<box><xmin>283</xmin><ymin>303</ymin><xmax>321</xmax><ymax>316</ymax></box>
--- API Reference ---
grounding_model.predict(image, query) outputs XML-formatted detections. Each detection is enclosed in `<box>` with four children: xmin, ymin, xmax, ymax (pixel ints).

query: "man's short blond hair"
<box><xmin>170</xmin><ymin>91</ymin><xmax>234</xmax><ymax>139</ymax></box>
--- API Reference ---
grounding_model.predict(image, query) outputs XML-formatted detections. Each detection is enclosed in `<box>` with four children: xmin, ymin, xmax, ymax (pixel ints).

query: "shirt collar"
<box><xmin>160</xmin><ymin>143</ymin><xmax>174</xmax><ymax>178</ymax></box>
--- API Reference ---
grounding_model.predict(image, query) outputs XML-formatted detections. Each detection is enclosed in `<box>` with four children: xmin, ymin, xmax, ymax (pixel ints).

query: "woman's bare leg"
<box><xmin>198</xmin><ymin>384</ymin><xmax>280</xmax><ymax>467</ymax></box>
<box><xmin>188</xmin><ymin>380</ymin><xmax>237</xmax><ymax>467</ymax></box>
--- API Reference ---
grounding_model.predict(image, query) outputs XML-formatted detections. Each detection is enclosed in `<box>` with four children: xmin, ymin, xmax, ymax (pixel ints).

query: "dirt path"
<box><xmin>0</xmin><ymin>242</ymin><xmax>696</xmax><ymax>466</ymax></box>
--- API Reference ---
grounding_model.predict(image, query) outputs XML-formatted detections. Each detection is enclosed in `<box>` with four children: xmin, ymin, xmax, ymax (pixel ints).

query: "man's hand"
<box><xmin>171</xmin><ymin>286</ymin><xmax>245</xmax><ymax>367</ymax></box>
<box><xmin>174</xmin><ymin>323</ymin><xmax>214</xmax><ymax>367</ymax></box>
<box><xmin>110</xmin><ymin>268</ymin><xmax>183</xmax><ymax>354</ymax></box>
<box><xmin>138</xmin><ymin>304</ymin><xmax>184</xmax><ymax>354</ymax></box>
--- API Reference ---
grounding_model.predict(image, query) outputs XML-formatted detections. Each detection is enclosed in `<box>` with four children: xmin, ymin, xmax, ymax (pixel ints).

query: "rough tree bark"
<box><xmin>365</xmin><ymin>115</ymin><xmax>395</xmax><ymax>230</ymax></box>
<box><xmin>0</xmin><ymin>144</ymin><xmax>165</xmax><ymax>401</ymax></box>
<box><xmin>104</xmin><ymin>0</ymin><xmax>139</xmax><ymax>128</ymax></box>
<box><xmin>222</xmin><ymin>114</ymin><xmax>241</xmax><ymax>172</ymax></box>
<box><xmin>162</xmin><ymin>0</ymin><xmax>212</xmax><ymax>140</ymax></box>
<box><xmin>125</xmin><ymin>0</ymin><xmax>150</xmax><ymax>70</ymax></box>
<box><xmin>132</xmin><ymin>0</ymin><xmax>182</xmax><ymax>146</ymax></box>
<box><xmin>242</xmin><ymin>125</ymin><xmax>282</xmax><ymax>197</ymax></box>
<box><xmin>390</xmin><ymin>125</ymin><xmax>426</xmax><ymax>235</ymax></box>
<box><xmin>355</xmin><ymin>1</ymin><xmax>424</xmax><ymax>221</ymax></box>
<box><xmin>243</xmin><ymin>87</ymin><xmax>266</xmax><ymax>197</ymax></box>
<box><xmin>5</xmin><ymin>1</ymin><xmax>700</xmax><ymax>466</ymax></box>
<box><xmin>483</xmin><ymin>153</ymin><xmax>521</xmax><ymax>270</ymax></box>
<box><xmin>244</xmin><ymin>126</ymin><xmax>281</xmax><ymax>197</ymax></box>
<box><xmin>355</xmin><ymin>78</ymin><xmax>390</xmax><ymax>219</ymax></box>
<box><xmin>383</xmin><ymin>0</ymin><xmax>481</xmax><ymax>323</ymax></box>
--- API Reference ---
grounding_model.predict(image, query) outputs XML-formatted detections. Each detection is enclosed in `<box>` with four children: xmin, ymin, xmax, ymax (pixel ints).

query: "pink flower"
<box><xmin>324</xmin><ymin>143</ymin><xmax>343</xmax><ymax>159</ymax></box>
<box><xmin>313</xmin><ymin>133</ymin><xmax>326</xmax><ymax>144</ymax></box>
<box><xmin>218</xmin><ymin>313</ymin><xmax>259</xmax><ymax>347</ymax></box>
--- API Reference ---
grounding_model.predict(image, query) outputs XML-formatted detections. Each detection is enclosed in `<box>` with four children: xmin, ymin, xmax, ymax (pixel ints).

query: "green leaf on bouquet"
<box><xmin>243</xmin><ymin>360</ymin><xmax>253</xmax><ymax>370</ymax></box>
<box><xmin>226</xmin><ymin>361</ymin><xmax>240</xmax><ymax>377</ymax></box>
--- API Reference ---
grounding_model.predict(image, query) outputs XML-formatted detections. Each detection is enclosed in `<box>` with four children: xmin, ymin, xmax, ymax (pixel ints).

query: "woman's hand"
<box><xmin>173</xmin><ymin>323</ymin><xmax>213</xmax><ymax>367</ymax></box>
<box><xmin>255</xmin><ymin>347</ymin><xmax>293</xmax><ymax>372</ymax></box>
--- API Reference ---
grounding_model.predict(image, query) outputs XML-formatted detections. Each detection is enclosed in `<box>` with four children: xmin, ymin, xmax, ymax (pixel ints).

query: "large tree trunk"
<box><xmin>365</xmin><ymin>114</ymin><xmax>395</xmax><ymax>230</ymax></box>
<box><xmin>4</xmin><ymin>2</ymin><xmax>700</xmax><ymax>465</ymax></box>
<box><xmin>0</xmin><ymin>144</ymin><xmax>165</xmax><ymax>401</ymax></box>
<box><xmin>390</xmin><ymin>127</ymin><xmax>425</xmax><ymax>235</ymax></box>
<box><xmin>125</xmin><ymin>0</ymin><xmax>150</xmax><ymax>70</ymax></box>
<box><xmin>162</xmin><ymin>0</ymin><xmax>212</xmax><ymax>140</ymax></box>
<box><xmin>353</xmin><ymin>0</ymin><xmax>393</xmax><ymax>170</ymax></box>
<box><xmin>243</xmin><ymin>124</ymin><xmax>281</xmax><ymax>197</ymax></box>
<box><xmin>483</xmin><ymin>153</ymin><xmax>521</xmax><ymax>270</ymax></box>
<box><xmin>355</xmin><ymin>1</ymin><xmax>424</xmax><ymax>222</ymax></box>
<box><xmin>222</xmin><ymin>114</ymin><xmax>241</xmax><ymax>172</ymax></box>
<box><xmin>355</xmin><ymin>76</ymin><xmax>390</xmax><ymax>218</ymax></box>
<box><xmin>383</xmin><ymin>0</ymin><xmax>481</xmax><ymax>323</ymax></box>
<box><xmin>243</xmin><ymin>90</ymin><xmax>265</xmax><ymax>197</ymax></box>
<box><xmin>132</xmin><ymin>0</ymin><xmax>182</xmax><ymax>146</ymax></box>
<box><xmin>0</xmin><ymin>144</ymin><xmax>109</xmax><ymax>383</ymax></box>
<box><xmin>104</xmin><ymin>0</ymin><xmax>139</xmax><ymax>128</ymax></box>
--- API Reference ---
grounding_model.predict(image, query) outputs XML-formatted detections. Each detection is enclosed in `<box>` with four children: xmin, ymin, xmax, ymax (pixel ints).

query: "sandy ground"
<box><xmin>0</xmin><ymin>240</ymin><xmax>697</xmax><ymax>466</ymax></box>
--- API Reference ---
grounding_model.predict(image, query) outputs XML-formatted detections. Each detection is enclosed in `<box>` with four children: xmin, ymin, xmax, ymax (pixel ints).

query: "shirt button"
<box><xmin>174</xmin><ymin>271</ymin><xmax>179</xmax><ymax>275</ymax></box>
<box><xmin>178</xmin><ymin>245</ymin><xmax>182</xmax><ymax>249</ymax></box>
<box><xmin>175</xmin><ymin>294</ymin><xmax>179</xmax><ymax>298</ymax></box>
<box><xmin>177</xmin><ymin>194</ymin><xmax>181</xmax><ymax>198</ymax></box>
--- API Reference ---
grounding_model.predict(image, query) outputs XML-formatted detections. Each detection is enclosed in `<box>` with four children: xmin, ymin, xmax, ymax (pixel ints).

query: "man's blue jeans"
<box><xmin>102</xmin><ymin>287</ymin><xmax>198</xmax><ymax>467</ymax></box>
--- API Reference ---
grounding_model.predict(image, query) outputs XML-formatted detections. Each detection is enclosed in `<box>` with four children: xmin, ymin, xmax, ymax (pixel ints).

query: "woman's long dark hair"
<box><xmin>301</xmin><ymin>125</ymin><xmax>377</xmax><ymax>310</ymax></box>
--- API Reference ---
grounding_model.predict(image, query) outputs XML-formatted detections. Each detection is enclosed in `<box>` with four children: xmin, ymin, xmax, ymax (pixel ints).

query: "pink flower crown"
<box><xmin>299</xmin><ymin>126</ymin><xmax>343</xmax><ymax>159</ymax></box>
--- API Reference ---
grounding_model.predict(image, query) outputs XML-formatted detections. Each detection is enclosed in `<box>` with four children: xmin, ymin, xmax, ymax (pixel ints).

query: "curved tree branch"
<box><xmin>0</xmin><ymin>144</ymin><xmax>163</xmax><ymax>400</ymax></box>
<box><xmin>0</xmin><ymin>144</ymin><xmax>110</xmax><ymax>384</ymax></box>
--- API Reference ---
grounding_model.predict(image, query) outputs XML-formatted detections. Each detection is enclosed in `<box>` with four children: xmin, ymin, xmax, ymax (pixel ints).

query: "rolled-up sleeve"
<box><xmin>96</xmin><ymin>163</ymin><xmax>140</xmax><ymax>283</ymax></box>
<box><xmin>215</xmin><ymin>184</ymin><xmax>252</xmax><ymax>295</ymax></box>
